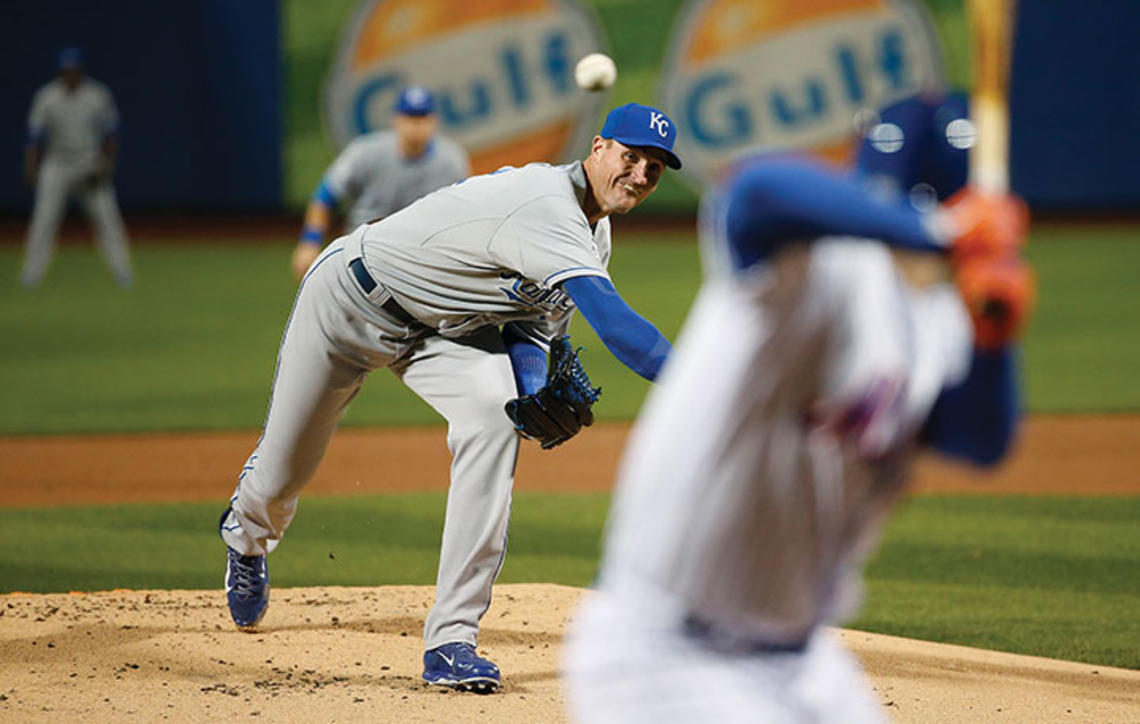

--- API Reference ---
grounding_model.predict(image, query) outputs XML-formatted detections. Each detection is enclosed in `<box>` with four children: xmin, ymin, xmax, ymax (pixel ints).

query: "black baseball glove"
<box><xmin>504</xmin><ymin>336</ymin><xmax>601</xmax><ymax>449</ymax></box>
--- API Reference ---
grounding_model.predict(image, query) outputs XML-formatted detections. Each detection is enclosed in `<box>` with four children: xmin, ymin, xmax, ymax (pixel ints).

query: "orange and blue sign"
<box><xmin>658</xmin><ymin>0</ymin><xmax>945</xmax><ymax>188</ymax></box>
<box><xmin>324</xmin><ymin>0</ymin><xmax>609</xmax><ymax>174</ymax></box>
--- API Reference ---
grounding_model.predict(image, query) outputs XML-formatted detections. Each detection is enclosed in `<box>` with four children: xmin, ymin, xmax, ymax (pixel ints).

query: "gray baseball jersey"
<box><xmin>324</xmin><ymin>130</ymin><xmax>470</xmax><ymax>228</ymax></box>
<box><xmin>358</xmin><ymin>160</ymin><xmax>612</xmax><ymax>338</ymax></box>
<box><xmin>223</xmin><ymin>159</ymin><xmax>620</xmax><ymax>655</ymax></box>
<box><xmin>28</xmin><ymin>78</ymin><xmax>119</xmax><ymax>167</ymax></box>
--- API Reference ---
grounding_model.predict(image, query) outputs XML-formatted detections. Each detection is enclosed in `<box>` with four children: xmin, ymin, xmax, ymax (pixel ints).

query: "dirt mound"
<box><xmin>2</xmin><ymin>585</ymin><xmax>1137</xmax><ymax>723</ymax></box>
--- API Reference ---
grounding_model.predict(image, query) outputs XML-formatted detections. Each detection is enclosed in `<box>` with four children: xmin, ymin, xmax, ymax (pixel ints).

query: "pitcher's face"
<box><xmin>586</xmin><ymin>138</ymin><xmax>666</xmax><ymax>216</ymax></box>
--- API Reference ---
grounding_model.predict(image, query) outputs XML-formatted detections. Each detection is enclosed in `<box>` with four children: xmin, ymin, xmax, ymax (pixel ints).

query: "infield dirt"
<box><xmin>2</xmin><ymin>415</ymin><xmax>1138</xmax><ymax>507</ymax></box>
<box><xmin>2</xmin><ymin>585</ymin><xmax>1138</xmax><ymax>723</ymax></box>
<box><xmin>2</xmin><ymin>415</ymin><xmax>1139</xmax><ymax>722</ymax></box>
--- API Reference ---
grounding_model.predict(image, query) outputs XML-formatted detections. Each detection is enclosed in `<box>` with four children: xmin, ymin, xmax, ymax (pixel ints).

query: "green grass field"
<box><xmin>1</xmin><ymin>225</ymin><xmax>1137</xmax><ymax>671</ymax></box>
<box><xmin>1</xmin><ymin>226</ymin><xmax>1137</xmax><ymax>435</ymax></box>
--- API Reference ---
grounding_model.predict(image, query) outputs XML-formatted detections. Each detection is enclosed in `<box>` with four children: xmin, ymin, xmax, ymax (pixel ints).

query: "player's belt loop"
<box><xmin>348</xmin><ymin>257</ymin><xmax>421</xmax><ymax>328</ymax></box>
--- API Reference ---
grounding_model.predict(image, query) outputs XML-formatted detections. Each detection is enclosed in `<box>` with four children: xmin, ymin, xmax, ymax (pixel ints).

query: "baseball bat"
<box><xmin>967</xmin><ymin>0</ymin><xmax>1017</xmax><ymax>193</ymax></box>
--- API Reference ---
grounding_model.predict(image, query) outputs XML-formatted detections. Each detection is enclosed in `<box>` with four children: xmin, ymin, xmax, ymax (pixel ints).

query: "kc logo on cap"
<box><xmin>600</xmin><ymin>103</ymin><xmax>682</xmax><ymax>169</ymax></box>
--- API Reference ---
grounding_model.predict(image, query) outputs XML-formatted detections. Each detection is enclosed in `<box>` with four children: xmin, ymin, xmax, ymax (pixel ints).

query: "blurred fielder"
<box><xmin>291</xmin><ymin>86</ymin><xmax>470</xmax><ymax>280</ymax></box>
<box><xmin>563</xmin><ymin>93</ymin><xmax>1034</xmax><ymax>723</ymax></box>
<box><xmin>220</xmin><ymin>103</ymin><xmax>679</xmax><ymax>693</ymax></box>
<box><xmin>22</xmin><ymin>47</ymin><xmax>131</xmax><ymax>288</ymax></box>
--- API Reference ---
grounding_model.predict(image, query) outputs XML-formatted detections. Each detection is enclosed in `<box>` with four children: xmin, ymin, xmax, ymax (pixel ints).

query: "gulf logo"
<box><xmin>659</xmin><ymin>0</ymin><xmax>945</xmax><ymax>187</ymax></box>
<box><xmin>323</xmin><ymin>0</ymin><xmax>608</xmax><ymax>174</ymax></box>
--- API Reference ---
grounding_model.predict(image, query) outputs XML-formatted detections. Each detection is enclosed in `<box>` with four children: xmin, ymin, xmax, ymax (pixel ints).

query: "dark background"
<box><xmin>0</xmin><ymin>0</ymin><xmax>281</xmax><ymax>213</ymax></box>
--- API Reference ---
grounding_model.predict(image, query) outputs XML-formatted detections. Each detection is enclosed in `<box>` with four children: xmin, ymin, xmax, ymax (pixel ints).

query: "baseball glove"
<box><xmin>504</xmin><ymin>336</ymin><xmax>601</xmax><ymax>450</ymax></box>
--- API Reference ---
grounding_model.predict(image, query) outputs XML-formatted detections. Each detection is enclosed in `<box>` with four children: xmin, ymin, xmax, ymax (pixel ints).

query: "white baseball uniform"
<box><xmin>564</xmin><ymin>213</ymin><xmax>974</xmax><ymax>720</ymax></box>
<box><xmin>22</xmin><ymin>76</ymin><xmax>131</xmax><ymax>288</ymax></box>
<box><xmin>323</xmin><ymin>130</ymin><xmax>470</xmax><ymax>228</ymax></box>
<box><xmin>222</xmin><ymin>161</ymin><xmax>612</xmax><ymax>650</ymax></box>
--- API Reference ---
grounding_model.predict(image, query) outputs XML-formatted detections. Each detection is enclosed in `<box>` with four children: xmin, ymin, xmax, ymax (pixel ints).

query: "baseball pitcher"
<box><xmin>219</xmin><ymin>103</ymin><xmax>679</xmax><ymax>694</ymax></box>
<box><xmin>564</xmin><ymin>94</ymin><xmax>1034</xmax><ymax>722</ymax></box>
<box><xmin>290</xmin><ymin>86</ymin><xmax>470</xmax><ymax>280</ymax></box>
<box><xmin>22</xmin><ymin>47</ymin><xmax>131</xmax><ymax>288</ymax></box>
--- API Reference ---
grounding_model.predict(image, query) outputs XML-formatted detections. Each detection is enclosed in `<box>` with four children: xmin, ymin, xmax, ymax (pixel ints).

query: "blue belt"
<box><xmin>348</xmin><ymin>257</ymin><xmax>420</xmax><ymax>327</ymax></box>
<box><xmin>682</xmin><ymin>615</ymin><xmax>808</xmax><ymax>654</ymax></box>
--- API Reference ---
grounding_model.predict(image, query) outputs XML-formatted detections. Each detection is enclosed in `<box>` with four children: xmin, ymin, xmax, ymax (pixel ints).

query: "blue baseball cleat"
<box><xmin>422</xmin><ymin>642</ymin><xmax>501</xmax><ymax>694</ymax></box>
<box><xmin>219</xmin><ymin>507</ymin><xmax>269</xmax><ymax>631</ymax></box>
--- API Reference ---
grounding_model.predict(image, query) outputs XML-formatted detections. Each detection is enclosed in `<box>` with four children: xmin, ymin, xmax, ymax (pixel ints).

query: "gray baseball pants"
<box><xmin>22</xmin><ymin>157</ymin><xmax>132</xmax><ymax>288</ymax></box>
<box><xmin>220</xmin><ymin>229</ymin><xmax>519</xmax><ymax>650</ymax></box>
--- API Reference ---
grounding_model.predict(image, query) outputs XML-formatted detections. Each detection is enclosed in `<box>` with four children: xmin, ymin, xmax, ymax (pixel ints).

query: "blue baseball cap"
<box><xmin>600</xmin><ymin>103</ymin><xmax>682</xmax><ymax>170</ymax></box>
<box><xmin>58</xmin><ymin>47</ymin><xmax>83</xmax><ymax>70</ymax></box>
<box><xmin>394</xmin><ymin>85</ymin><xmax>435</xmax><ymax>117</ymax></box>
<box><xmin>855</xmin><ymin>92</ymin><xmax>971</xmax><ymax>202</ymax></box>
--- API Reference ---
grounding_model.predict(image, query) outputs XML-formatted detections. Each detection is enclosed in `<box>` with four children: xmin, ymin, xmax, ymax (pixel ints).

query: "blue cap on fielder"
<box><xmin>394</xmin><ymin>85</ymin><xmax>435</xmax><ymax>117</ymax></box>
<box><xmin>601</xmin><ymin>103</ymin><xmax>682</xmax><ymax>170</ymax></box>
<box><xmin>58</xmin><ymin>47</ymin><xmax>83</xmax><ymax>70</ymax></box>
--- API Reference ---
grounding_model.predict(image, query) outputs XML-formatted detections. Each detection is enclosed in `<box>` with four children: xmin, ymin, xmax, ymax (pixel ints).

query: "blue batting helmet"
<box><xmin>854</xmin><ymin>92</ymin><xmax>972</xmax><ymax>205</ymax></box>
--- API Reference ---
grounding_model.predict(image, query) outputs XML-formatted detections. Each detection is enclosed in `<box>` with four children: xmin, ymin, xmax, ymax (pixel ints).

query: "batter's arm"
<box><xmin>561</xmin><ymin>276</ymin><xmax>670</xmax><ymax>381</ymax></box>
<box><xmin>920</xmin><ymin>347</ymin><xmax>1018</xmax><ymax>466</ymax></box>
<box><xmin>720</xmin><ymin>157</ymin><xmax>946</xmax><ymax>270</ymax></box>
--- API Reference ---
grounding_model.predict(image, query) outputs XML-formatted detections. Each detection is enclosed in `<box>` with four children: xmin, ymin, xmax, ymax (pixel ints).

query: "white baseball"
<box><xmin>575</xmin><ymin>53</ymin><xmax>617</xmax><ymax>92</ymax></box>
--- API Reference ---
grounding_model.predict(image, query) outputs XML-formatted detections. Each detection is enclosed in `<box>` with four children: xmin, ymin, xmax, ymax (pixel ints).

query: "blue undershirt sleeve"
<box><xmin>501</xmin><ymin>324</ymin><xmax>548</xmax><ymax>396</ymax></box>
<box><xmin>561</xmin><ymin>276</ymin><xmax>670</xmax><ymax>382</ymax></box>
<box><xmin>300</xmin><ymin>180</ymin><xmax>340</xmax><ymax>244</ymax></box>
<box><xmin>920</xmin><ymin>347</ymin><xmax>1019</xmax><ymax>467</ymax></box>
<box><xmin>723</xmin><ymin>158</ymin><xmax>945</xmax><ymax>269</ymax></box>
<box><xmin>313</xmin><ymin>179</ymin><xmax>338</xmax><ymax>206</ymax></box>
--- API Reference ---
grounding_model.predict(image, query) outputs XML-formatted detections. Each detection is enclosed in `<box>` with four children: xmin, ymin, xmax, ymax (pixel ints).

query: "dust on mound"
<box><xmin>2</xmin><ymin>585</ymin><xmax>1137</xmax><ymax>723</ymax></box>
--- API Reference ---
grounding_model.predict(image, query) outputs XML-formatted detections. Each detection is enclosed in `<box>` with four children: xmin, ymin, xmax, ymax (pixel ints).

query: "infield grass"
<box><xmin>1</xmin><ymin>225</ymin><xmax>1138</xmax><ymax>435</ymax></box>
<box><xmin>1</xmin><ymin>493</ymin><xmax>1136</xmax><ymax>669</ymax></box>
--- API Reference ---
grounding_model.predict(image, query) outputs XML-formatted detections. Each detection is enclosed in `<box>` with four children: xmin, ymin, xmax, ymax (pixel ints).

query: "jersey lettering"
<box><xmin>498</xmin><ymin>272</ymin><xmax>575</xmax><ymax>312</ymax></box>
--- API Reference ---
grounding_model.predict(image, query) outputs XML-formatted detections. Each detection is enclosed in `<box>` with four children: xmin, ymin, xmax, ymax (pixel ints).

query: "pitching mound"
<box><xmin>2</xmin><ymin>585</ymin><xmax>1137</xmax><ymax>723</ymax></box>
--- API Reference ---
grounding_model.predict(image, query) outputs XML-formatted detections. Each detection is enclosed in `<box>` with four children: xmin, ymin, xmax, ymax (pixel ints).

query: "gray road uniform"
<box><xmin>323</xmin><ymin>131</ymin><xmax>470</xmax><ymax>228</ymax></box>
<box><xmin>222</xmin><ymin>161</ymin><xmax>611</xmax><ymax>649</ymax></box>
<box><xmin>23</xmin><ymin>77</ymin><xmax>131</xmax><ymax>287</ymax></box>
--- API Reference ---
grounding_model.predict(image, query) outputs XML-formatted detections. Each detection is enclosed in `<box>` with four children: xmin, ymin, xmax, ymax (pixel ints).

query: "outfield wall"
<box><xmin>0</xmin><ymin>0</ymin><xmax>281</xmax><ymax>214</ymax></box>
<box><xmin>0</xmin><ymin>0</ymin><xmax>1137</xmax><ymax>214</ymax></box>
<box><xmin>1010</xmin><ymin>2</ymin><xmax>1140</xmax><ymax>211</ymax></box>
